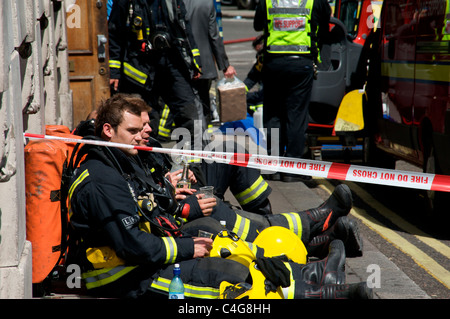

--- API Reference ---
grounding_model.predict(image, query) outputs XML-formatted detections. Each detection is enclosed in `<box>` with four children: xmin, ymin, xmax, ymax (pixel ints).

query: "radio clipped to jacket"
<box><xmin>140</xmin><ymin>25</ymin><xmax>173</xmax><ymax>53</ymax></box>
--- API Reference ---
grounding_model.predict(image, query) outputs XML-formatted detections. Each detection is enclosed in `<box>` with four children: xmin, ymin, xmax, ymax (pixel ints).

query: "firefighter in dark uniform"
<box><xmin>68</xmin><ymin>94</ymin><xmax>371</xmax><ymax>299</ymax></box>
<box><xmin>108</xmin><ymin>0</ymin><xmax>205</xmax><ymax>145</ymax></box>
<box><xmin>254</xmin><ymin>0</ymin><xmax>331</xmax><ymax>182</ymax></box>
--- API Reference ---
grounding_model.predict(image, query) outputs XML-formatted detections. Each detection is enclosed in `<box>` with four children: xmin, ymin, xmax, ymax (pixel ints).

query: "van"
<box><xmin>364</xmin><ymin>0</ymin><xmax>450</xmax><ymax>212</ymax></box>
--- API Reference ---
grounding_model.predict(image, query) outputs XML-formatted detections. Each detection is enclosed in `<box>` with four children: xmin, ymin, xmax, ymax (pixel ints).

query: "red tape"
<box><xmin>24</xmin><ymin>133</ymin><xmax>450</xmax><ymax>193</ymax></box>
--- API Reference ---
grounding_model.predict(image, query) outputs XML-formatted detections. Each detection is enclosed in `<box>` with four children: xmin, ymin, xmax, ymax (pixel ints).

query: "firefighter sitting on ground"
<box><xmin>68</xmin><ymin>93</ymin><xmax>371</xmax><ymax>299</ymax></box>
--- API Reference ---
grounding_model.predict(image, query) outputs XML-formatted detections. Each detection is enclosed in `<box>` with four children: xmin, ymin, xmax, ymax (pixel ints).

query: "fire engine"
<box><xmin>363</xmin><ymin>0</ymin><xmax>450</xmax><ymax>212</ymax></box>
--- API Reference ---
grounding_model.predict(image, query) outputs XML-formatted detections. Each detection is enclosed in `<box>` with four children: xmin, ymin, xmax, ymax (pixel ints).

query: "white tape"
<box><xmin>24</xmin><ymin>133</ymin><xmax>450</xmax><ymax>193</ymax></box>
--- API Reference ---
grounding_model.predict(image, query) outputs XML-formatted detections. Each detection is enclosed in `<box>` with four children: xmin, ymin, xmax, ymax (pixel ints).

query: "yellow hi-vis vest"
<box><xmin>443</xmin><ymin>0</ymin><xmax>450</xmax><ymax>40</ymax></box>
<box><xmin>266</xmin><ymin>0</ymin><xmax>314</xmax><ymax>55</ymax></box>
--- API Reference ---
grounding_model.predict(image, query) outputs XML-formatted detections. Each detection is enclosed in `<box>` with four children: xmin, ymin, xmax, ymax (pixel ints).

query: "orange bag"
<box><xmin>25</xmin><ymin>125</ymin><xmax>82</xmax><ymax>283</ymax></box>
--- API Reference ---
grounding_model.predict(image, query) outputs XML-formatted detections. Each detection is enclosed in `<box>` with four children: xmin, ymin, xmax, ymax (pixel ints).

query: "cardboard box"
<box><xmin>217</xmin><ymin>79</ymin><xmax>247</xmax><ymax>123</ymax></box>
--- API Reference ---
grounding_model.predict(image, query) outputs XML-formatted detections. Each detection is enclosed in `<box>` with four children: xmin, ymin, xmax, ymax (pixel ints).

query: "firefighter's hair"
<box><xmin>94</xmin><ymin>93</ymin><xmax>151</xmax><ymax>137</ymax></box>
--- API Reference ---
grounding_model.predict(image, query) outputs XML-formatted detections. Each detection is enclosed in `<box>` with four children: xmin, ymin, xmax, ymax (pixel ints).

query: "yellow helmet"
<box><xmin>253</xmin><ymin>226</ymin><xmax>308</xmax><ymax>264</ymax></box>
<box><xmin>210</xmin><ymin>230</ymin><xmax>256</xmax><ymax>268</ymax></box>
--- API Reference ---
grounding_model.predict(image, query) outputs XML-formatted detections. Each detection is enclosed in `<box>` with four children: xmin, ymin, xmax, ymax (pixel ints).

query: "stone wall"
<box><xmin>0</xmin><ymin>0</ymin><xmax>72</xmax><ymax>298</ymax></box>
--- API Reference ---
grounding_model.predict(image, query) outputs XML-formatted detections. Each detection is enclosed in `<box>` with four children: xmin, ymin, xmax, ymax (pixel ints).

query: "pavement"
<box><xmin>244</xmin><ymin>179</ymin><xmax>431</xmax><ymax>299</ymax></box>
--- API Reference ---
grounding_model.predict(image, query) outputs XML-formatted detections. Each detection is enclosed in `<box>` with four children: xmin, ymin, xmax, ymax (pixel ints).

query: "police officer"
<box><xmin>108</xmin><ymin>0</ymin><xmax>206</xmax><ymax>146</ymax></box>
<box><xmin>254</xmin><ymin>0</ymin><xmax>331</xmax><ymax>182</ymax></box>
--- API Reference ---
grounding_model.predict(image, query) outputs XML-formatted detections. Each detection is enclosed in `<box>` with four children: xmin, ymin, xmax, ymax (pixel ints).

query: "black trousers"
<box><xmin>119</xmin><ymin>49</ymin><xmax>206</xmax><ymax>146</ymax></box>
<box><xmin>262</xmin><ymin>55</ymin><xmax>314</xmax><ymax>158</ymax></box>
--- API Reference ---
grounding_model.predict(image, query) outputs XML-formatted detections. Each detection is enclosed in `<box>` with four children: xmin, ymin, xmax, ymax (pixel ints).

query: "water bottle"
<box><xmin>168</xmin><ymin>264</ymin><xmax>185</xmax><ymax>299</ymax></box>
<box><xmin>176</xmin><ymin>163</ymin><xmax>191</xmax><ymax>189</ymax></box>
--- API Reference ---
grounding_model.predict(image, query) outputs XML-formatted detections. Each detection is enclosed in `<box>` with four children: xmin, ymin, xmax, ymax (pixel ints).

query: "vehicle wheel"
<box><xmin>236</xmin><ymin>0</ymin><xmax>256</xmax><ymax>10</ymax></box>
<box><xmin>423</xmin><ymin>145</ymin><xmax>450</xmax><ymax>216</ymax></box>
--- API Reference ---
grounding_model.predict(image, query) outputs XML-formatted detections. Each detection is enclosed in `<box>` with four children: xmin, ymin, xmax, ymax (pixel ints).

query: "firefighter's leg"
<box><xmin>181</xmin><ymin>217</ymin><xmax>225</xmax><ymax>237</ymax></box>
<box><xmin>307</xmin><ymin>216</ymin><xmax>363</xmax><ymax>259</ymax></box>
<box><xmin>231</xmin><ymin>167</ymin><xmax>273</xmax><ymax>215</ymax></box>
<box><xmin>298</xmin><ymin>239</ymin><xmax>346</xmax><ymax>286</ymax></box>
<box><xmin>147</xmin><ymin>258</ymin><xmax>249</xmax><ymax>299</ymax></box>
<box><xmin>266</xmin><ymin>184</ymin><xmax>353</xmax><ymax>242</ymax></box>
<box><xmin>285</xmin><ymin>280</ymin><xmax>373</xmax><ymax>299</ymax></box>
<box><xmin>220</xmin><ymin>240</ymin><xmax>371</xmax><ymax>299</ymax></box>
<box><xmin>159</xmin><ymin>54</ymin><xmax>206</xmax><ymax>147</ymax></box>
<box><xmin>210</xmin><ymin>184</ymin><xmax>352</xmax><ymax>246</ymax></box>
<box><xmin>200</xmin><ymin>140</ymin><xmax>273</xmax><ymax>215</ymax></box>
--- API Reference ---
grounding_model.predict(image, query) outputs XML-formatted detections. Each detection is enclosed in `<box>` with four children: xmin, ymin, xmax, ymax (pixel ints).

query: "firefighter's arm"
<box><xmin>108</xmin><ymin>0</ymin><xmax>129</xmax><ymax>82</ymax></box>
<box><xmin>193</xmin><ymin>237</ymin><xmax>213</xmax><ymax>258</ymax></box>
<box><xmin>85</xmin><ymin>180</ymin><xmax>195</xmax><ymax>265</ymax></box>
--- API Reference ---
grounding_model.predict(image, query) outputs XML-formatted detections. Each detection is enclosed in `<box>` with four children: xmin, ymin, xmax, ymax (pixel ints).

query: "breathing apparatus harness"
<box><xmin>127</xmin><ymin>0</ymin><xmax>193</xmax><ymax>54</ymax></box>
<box><xmin>67</xmin><ymin>137</ymin><xmax>188</xmax><ymax>238</ymax></box>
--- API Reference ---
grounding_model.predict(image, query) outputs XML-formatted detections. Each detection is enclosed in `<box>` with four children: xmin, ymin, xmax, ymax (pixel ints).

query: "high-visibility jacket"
<box><xmin>108</xmin><ymin>0</ymin><xmax>201</xmax><ymax>89</ymax></box>
<box><xmin>265</xmin><ymin>0</ymin><xmax>315</xmax><ymax>55</ymax></box>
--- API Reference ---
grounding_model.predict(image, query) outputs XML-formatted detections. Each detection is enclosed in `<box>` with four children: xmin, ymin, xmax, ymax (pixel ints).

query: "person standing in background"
<box><xmin>254</xmin><ymin>0</ymin><xmax>331</xmax><ymax>182</ymax></box>
<box><xmin>183</xmin><ymin>0</ymin><xmax>237</xmax><ymax>125</ymax></box>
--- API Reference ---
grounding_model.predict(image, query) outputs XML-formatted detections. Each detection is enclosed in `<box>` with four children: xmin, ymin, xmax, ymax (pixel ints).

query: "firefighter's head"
<box><xmin>96</xmin><ymin>93</ymin><xmax>151</xmax><ymax>156</ymax></box>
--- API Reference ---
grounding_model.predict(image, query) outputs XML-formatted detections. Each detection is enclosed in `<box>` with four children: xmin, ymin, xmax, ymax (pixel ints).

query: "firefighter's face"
<box><xmin>140</xmin><ymin>111</ymin><xmax>152</xmax><ymax>146</ymax></box>
<box><xmin>104</xmin><ymin>110</ymin><xmax>143</xmax><ymax>156</ymax></box>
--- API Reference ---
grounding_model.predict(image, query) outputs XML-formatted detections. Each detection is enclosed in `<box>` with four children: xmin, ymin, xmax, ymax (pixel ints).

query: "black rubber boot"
<box><xmin>300</xmin><ymin>240</ymin><xmax>346</xmax><ymax>285</ymax></box>
<box><xmin>302</xmin><ymin>184</ymin><xmax>353</xmax><ymax>238</ymax></box>
<box><xmin>303</xmin><ymin>282</ymin><xmax>373</xmax><ymax>299</ymax></box>
<box><xmin>307</xmin><ymin>216</ymin><xmax>363</xmax><ymax>259</ymax></box>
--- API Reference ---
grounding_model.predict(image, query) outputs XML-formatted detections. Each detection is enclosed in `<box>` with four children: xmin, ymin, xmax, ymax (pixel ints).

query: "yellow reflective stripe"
<box><xmin>162</xmin><ymin>237</ymin><xmax>177</xmax><ymax>264</ymax></box>
<box><xmin>158</xmin><ymin>104</ymin><xmax>172</xmax><ymax>137</ymax></box>
<box><xmin>284</xmin><ymin>280</ymin><xmax>296</xmax><ymax>299</ymax></box>
<box><xmin>279</xmin><ymin>262</ymin><xmax>295</xmax><ymax>299</ymax></box>
<box><xmin>280</xmin><ymin>213</ymin><xmax>302</xmax><ymax>238</ymax></box>
<box><xmin>249</xmin><ymin>104</ymin><xmax>263</xmax><ymax>112</ymax></box>
<box><xmin>191</xmin><ymin>49</ymin><xmax>201</xmax><ymax>70</ymax></box>
<box><xmin>158</xmin><ymin>129</ymin><xmax>171</xmax><ymax>138</ymax></box>
<box><xmin>232</xmin><ymin>214</ymin><xmax>251</xmax><ymax>241</ymax></box>
<box><xmin>150</xmin><ymin>277</ymin><xmax>220</xmax><ymax>299</ymax></box>
<box><xmin>123</xmin><ymin>62</ymin><xmax>148</xmax><ymax>85</ymax></box>
<box><xmin>381</xmin><ymin>61</ymin><xmax>414</xmax><ymax>80</ymax></box>
<box><xmin>415</xmin><ymin>62</ymin><xmax>450</xmax><ymax>83</ymax></box>
<box><xmin>245</xmin><ymin>241</ymin><xmax>259</xmax><ymax>257</ymax></box>
<box><xmin>235</xmin><ymin>176</ymin><xmax>269</xmax><ymax>206</ymax></box>
<box><xmin>382</xmin><ymin>60</ymin><xmax>450</xmax><ymax>84</ymax></box>
<box><xmin>68</xmin><ymin>169</ymin><xmax>90</xmax><ymax>218</ymax></box>
<box><xmin>82</xmin><ymin>265</ymin><xmax>138</xmax><ymax>289</ymax></box>
<box><xmin>109</xmin><ymin>60</ymin><xmax>121</xmax><ymax>69</ymax></box>
<box><xmin>69</xmin><ymin>169</ymin><xmax>89</xmax><ymax>199</ymax></box>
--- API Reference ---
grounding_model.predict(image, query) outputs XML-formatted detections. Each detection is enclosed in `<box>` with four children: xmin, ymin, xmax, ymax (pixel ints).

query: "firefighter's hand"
<box><xmin>166</xmin><ymin>169</ymin><xmax>197</xmax><ymax>187</ymax></box>
<box><xmin>193</xmin><ymin>69</ymin><xmax>202</xmax><ymax>80</ymax></box>
<box><xmin>110</xmin><ymin>78</ymin><xmax>119</xmax><ymax>92</ymax></box>
<box><xmin>223</xmin><ymin>65</ymin><xmax>237</xmax><ymax>79</ymax></box>
<box><xmin>193</xmin><ymin>237</ymin><xmax>213</xmax><ymax>258</ymax></box>
<box><xmin>174</xmin><ymin>187</ymin><xmax>197</xmax><ymax>200</ymax></box>
<box><xmin>196</xmin><ymin>195</ymin><xmax>216</xmax><ymax>216</ymax></box>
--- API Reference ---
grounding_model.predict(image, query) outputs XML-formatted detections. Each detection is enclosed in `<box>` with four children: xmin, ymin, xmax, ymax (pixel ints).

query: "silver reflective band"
<box><xmin>268</xmin><ymin>45</ymin><xmax>309</xmax><ymax>52</ymax></box>
<box><xmin>269</xmin><ymin>8</ymin><xmax>310</xmax><ymax>15</ymax></box>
